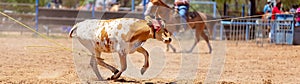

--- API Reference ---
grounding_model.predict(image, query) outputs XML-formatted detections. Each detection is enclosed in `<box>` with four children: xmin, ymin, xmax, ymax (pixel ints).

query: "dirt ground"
<box><xmin>0</xmin><ymin>33</ymin><xmax>300</xmax><ymax>84</ymax></box>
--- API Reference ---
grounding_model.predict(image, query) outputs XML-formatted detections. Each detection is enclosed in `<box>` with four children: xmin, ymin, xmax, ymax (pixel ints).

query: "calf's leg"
<box><xmin>110</xmin><ymin>51</ymin><xmax>127</xmax><ymax>80</ymax></box>
<box><xmin>95</xmin><ymin>51</ymin><xmax>119</xmax><ymax>75</ymax></box>
<box><xmin>137</xmin><ymin>47</ymin><xmax>149</xmax><ymax>75</ymax></box>
<box><xmin>89</xmin><ymin>50</ymin><xmax>103</xmax><ymax>80</ymax></box>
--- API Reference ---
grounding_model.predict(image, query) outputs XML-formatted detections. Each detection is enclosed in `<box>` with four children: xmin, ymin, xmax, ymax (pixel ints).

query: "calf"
<box><xmin>69</xmin><ymin>18</ymin><xmax>171</xmax><ymax>80</ymax></box>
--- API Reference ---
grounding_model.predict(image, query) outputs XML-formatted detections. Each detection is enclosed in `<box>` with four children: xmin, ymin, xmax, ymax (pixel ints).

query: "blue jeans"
<box><xmin>178</xmin><ymin>5</ymin><xmax>189</xmax><ymax>30</ymax></box>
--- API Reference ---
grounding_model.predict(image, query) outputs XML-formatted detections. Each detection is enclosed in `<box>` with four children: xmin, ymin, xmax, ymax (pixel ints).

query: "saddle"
<box><xmin>188</xmin><ymin>11</ymin><xmax>197</xmax><ymax>19</ymax></box>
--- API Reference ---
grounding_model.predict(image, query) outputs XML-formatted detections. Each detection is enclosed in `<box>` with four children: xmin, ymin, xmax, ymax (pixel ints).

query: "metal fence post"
<box><xmin>92</xmin><ymin>0</ymin><xmax>95</xmax><ymax>18</ymax></box>
<box><xmin>213</xmin><ymin>24</ymin><xmax>217</xmax><ymax>40</ymax></box>
<box><xmin>246</xmin><ymin>24</ymin><xmax>249</xmax><ymax>41</ymax></box>
<box><xmin>143</xmin><ymin>0</ymin><xmax>147</xmax><ymax>13</ymax></box>
<box><xmin>143</xmin><ymin>0</ymin><xmax>147</xmax><ymax>19</ymax></box>
<box><xmin>35</xmin><ymin>0</ymin><xmax>39</xmax><ymax>33</ymax></box>
<box><xmin>103</xmin><ymin>0</ymin><xmax>106</xmax><ymax>12</ymax></box>
<box><xmin>213</xmin><ymin>2</ymin><xmax>217</xmax><ymax>18</ymax></box>
<box><xmin>224</xmin><ymin>3</ymin><xmax>228</xmax><ymax>16</ymax></box>
<box><xmin>131</xmin><ymin>0</ymin><xmax>135</xmax><ymax>12</ymax></box>
<box><xmin>242</xmin><ymin>4</ymin><xmax>245</xmax><ymax>17</ymax></box>
<box><xmin>220</xmin><ymin>22</ymin><xmax>225</xmax><ymax>40</ymax></box>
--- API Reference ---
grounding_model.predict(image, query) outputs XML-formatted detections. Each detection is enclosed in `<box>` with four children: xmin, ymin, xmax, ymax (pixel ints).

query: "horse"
<box><xmin>144</xmin><ymin>0</ymin><xmax>213</xmax><ymax>53</ymax></box>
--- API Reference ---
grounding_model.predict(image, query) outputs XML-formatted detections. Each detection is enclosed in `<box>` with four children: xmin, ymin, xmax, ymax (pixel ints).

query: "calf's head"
<box><xmin>155</xmin><ymin>27</ymin><xmax>172</xmax><ymax>44</ymax></box>
<box><xmin>147</xmin><ymin>17</ymin><xmax>172</xmax><ymax>44</ymax></box>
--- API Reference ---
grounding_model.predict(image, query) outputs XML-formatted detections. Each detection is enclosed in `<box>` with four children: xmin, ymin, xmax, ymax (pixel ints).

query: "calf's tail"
<box><xmin>69</xmin><ymin>23</ymin><xmax>78</xmax><ymax>38</ymax></box>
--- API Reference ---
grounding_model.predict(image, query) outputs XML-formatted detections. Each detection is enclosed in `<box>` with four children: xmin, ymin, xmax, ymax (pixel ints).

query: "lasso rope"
<box><xmin>0</xmin><ymin>11</ymin><xmax>91</xmax><ymax>55</ymax></box>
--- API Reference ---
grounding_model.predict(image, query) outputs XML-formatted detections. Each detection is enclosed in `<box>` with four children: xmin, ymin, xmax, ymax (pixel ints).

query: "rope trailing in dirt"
<box><xmin>0</xmin><ymin>11</ymin><xmax>92</xmax><ymax>55</ymax></box>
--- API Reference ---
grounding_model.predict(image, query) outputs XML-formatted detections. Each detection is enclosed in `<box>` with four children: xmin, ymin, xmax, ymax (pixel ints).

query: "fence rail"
<box><xmin>214</xmin><ymin>15</ymin><xmax>297</xmax><ymax>46</ymax></box>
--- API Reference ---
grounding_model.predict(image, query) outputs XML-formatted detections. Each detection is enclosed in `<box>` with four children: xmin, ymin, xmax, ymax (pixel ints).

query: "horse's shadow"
<box><xmin>111</xmin><ymin>78</ymin><xmax>167</xmax><ymax>84</ymax></box>
<box><xmin>109</xmin><ymin>78</ymin><xmax>180</xmax><ymax>84</ymax></box>
<box><xmin>113</xmin><ymin>78</ymin><xmax>140</xmax><ymax>83</ymax></box>
<box><xmin>171</xmin><ymin>50</ymin><xmax>210</xmax><ymax>55</ymax></box>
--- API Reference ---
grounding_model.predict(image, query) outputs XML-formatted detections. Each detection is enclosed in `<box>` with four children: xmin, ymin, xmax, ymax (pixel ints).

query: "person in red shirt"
<box><xmin>271</xmin><ymin>2</ymin><xmax>283</xmax><ymax>20</ymax></box>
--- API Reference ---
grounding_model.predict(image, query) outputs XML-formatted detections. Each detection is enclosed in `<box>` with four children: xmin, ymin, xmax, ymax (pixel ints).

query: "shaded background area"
<box><xmin>1</xmin><ymin>0</ymin><xmax>300</xmax><ymax>15</ymax></box>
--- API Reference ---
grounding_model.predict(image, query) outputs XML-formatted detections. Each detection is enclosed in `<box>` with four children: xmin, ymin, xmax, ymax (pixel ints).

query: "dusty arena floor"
<box><xmin>0</xmin><ymin>33</ymin><xmax>299</xmax><ymax>83</ymax></box>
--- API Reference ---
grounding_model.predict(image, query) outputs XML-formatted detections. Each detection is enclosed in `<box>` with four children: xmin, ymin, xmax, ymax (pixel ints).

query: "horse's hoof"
<box><xmin>172</xmin><ymin>49</ymin><xmax>176</xmax><ymax>53</ymax></box>
<box><xmin>209</xmin><ymin>49</ymin><xmax>212</xmax><ymax>54</ymax></box>
<box><xmin>140</xmin><ymin>67</ymin><xmax>148</xmax><ymax>75</ymax></box>
<box><xmin>185</xmin><ymin>50</ymin><xmax>192</xmax><ymax>53</ymax></box>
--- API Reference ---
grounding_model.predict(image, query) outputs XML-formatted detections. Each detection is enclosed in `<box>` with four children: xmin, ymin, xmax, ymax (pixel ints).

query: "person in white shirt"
<box><xmin>95</xmin><ymin>0</ymin><xmax>117</xmax><ymax>11</ymax></box>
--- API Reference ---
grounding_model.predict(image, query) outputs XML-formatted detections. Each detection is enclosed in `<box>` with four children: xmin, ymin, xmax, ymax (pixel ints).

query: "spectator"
<box><xmin>122</xmin><ymin>0</ymin><xmax>129</xmax><ymax>7</ymax></box>
<box><xmin>263</xmin><ymin>0</ymin><xmax>273</xmax><ymax>14</ymax></box>
<box><xmin>49</xmin><ymin>0</ymin><xmax>63</xmax><ymax>9</ymax></box>
<box><xmin>77</xmin><ymin>0</ymin><xmax>94</xmax><ymax>10</ymax></box>
<box><xmin>289</xmin><ymin>5</ymin><xmax>298</xmax><ymax>13</ymax></box>
<box><xmin>95</xmin><ymin>0</ymin><xmax>103</xmax><ymax>10</ymax></box>
<box><xmin>95</xmin><ymin>0</ymin><xmax>118</xmax><ymax>11</ymax></box>
<box><xmin>87</xmin><ymin>0</ymin><xmax>95</xmax><ymax>10</ymax></box>
<box><xmin>269</xmin><ymin>1</ymin><xmax>283</xmax><ymax>42</ymax></box>
<box><xmin>109</xmin><ymin>2</ymin><xmax>120</xmax><ymax>12</ymax></box>
<box><xmin>296</xmin><ymin>5</ymin><xmax>300</xmax><ymax>26</ymax></box>
<box><xmin>271</xmin><ymin>1</ymin><xmax>283</xmax><ymax>20</ymax></box>
<box><xmin>263</xmin><ymin>0</ymin><xmax>273</xmax><ymax>19</ymax></box>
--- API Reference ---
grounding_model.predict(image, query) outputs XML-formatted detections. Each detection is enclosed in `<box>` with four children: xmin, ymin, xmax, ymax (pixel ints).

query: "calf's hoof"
<box><xmin>107</xmin><ymin>74</ymin><xmax>120</xmax><ymax>80</ymax></box>
<box><xmin>113</xmin><ymin>70</ymin><xmax>119</xmax><ymax>74</ymax></box>
<box><xmin>140</xmin><ymin>67</ymin><xmax>148</xmax><ymax>75</ymax></box>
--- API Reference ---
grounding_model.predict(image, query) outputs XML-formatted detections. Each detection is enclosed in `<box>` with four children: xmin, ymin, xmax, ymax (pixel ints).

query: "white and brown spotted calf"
<box><xmin>69</xmin><ymin>18</ymin><xmax>171</xmax><ymax>80</ymax></box>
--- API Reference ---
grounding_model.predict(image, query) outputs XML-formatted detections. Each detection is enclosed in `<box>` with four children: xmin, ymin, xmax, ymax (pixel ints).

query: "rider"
<box><xmin>296</xmin><ymin>5</ymin><xmax>300</xmax><ymax>26</ymax></box>
<box><xmin>174</xmin><ymin>0</ymin><xmax>190</xmax><ymax>30</ymax></box>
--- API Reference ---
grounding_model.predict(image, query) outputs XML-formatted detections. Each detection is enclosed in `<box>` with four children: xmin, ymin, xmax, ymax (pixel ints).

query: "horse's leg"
<box><xmin>166</xmin><ymin>44</ymin><xmax>176</xmax><ymax>52</ymax></box>
<box><xmin>186</xmin><ymin>29</ymin><xmax>200</xmax><ymax>53</ymax></box>
<box><xmin>166</xmin><ymin>44</ymin><xmax>169</xmax><ymax>52</ymax></box>
<box><xmin>110</xmin><ymin>51</ymin><xmax>127</xmax><ymax>80</ymax></box>
<box><xmin>199</xmin><ymin>29</ymin><xmax>212</xmax><ymax>54</ymax></box>
<box><xmin>136</xmin><ymin>47</ymin><xmax>149</xmax><ymax>75</ymax></box>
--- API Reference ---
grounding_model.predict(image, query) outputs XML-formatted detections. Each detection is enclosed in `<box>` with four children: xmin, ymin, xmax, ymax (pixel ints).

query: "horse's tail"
<box><xmin>198</xmin><ymin>13</ymin><xmax>216</xmax><ymax>38</ymax></box>
<box><xmin>69</xmin><ymin>23</ymin><xmax>78</xmax><ymax>38</ymax></box>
